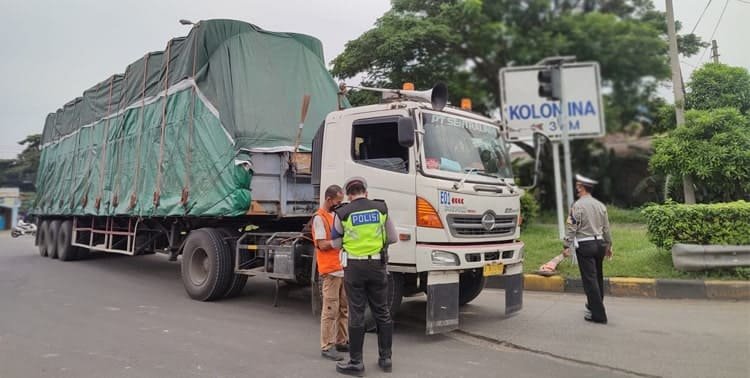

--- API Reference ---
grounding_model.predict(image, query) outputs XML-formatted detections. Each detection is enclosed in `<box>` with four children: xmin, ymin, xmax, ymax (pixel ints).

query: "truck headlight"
<box><xmin>518</xmin><ymin>246</ymin><xmax>525</xmax><ymax>260</ymax></box>
<box><xmin>431</xmin><ymin>250</ymin><xmax>459</xmax><ymax>266</ymax></box>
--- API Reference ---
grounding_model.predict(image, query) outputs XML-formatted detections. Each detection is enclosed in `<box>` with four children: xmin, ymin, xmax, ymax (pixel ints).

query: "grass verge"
<box><xmin>521</xmin><ymin>221</ymin><xmax>749</xmax><ymax>281</ymax></box>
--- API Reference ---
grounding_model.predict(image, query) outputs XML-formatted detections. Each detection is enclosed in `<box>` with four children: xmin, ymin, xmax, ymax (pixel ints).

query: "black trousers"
<box><xmin>576</xmin><ymin>240</ymin><xmax>607</xmax><ymax>321</ymax></box>
<box><xmin>344</xmin><ymin>259</ymin><xmax>392</xmax><ymax>362</ymax></box>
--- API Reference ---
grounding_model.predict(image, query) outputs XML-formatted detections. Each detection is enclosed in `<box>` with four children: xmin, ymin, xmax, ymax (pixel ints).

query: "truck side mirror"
<box><xmin>397</xmin><ymin>117</ymin><xmax>416</xmax><ymax>147</ymax></box>
<box><xmin>522</xmin><ymin>131</ymin><xmax>551</xmax><ymax>190</ymax></box>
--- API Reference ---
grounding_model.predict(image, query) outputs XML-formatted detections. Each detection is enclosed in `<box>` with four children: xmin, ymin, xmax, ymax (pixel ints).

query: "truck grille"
<box><xmin>447</xmin><ymin>214</ymin><xmax>517</xmax><ymax>238</ymax></box>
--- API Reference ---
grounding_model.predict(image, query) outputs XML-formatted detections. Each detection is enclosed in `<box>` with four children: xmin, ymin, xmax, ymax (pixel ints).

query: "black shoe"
<box><xmin>584</xmin><ymin>314</ymin><xmax>607</xmax><ymax>324</ymax></box>
<box><xmin>378</xmin><ymin>357</ymin><xmax>392</xmax><ymax>373</ymax></box>
<box><xmin>322</xmin><ymin>348</ymin><xmax>344</xmax><ymax>361</ymax></box>
<box><xmin>336</xmin><ymin>360</ymin><xmax>365</xmax><ymax>376</ymax></box>
<box><xmin>335</xmin><ymin>343</ymin><xmax>349</xmax><ymax>352</ymax></box>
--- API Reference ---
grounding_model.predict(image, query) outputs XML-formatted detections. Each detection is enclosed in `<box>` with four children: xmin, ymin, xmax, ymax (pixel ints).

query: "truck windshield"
<box><xmin>420</xmin><ymin>111</ymin><xmax>512</xmax><ymax>179</ymax></box>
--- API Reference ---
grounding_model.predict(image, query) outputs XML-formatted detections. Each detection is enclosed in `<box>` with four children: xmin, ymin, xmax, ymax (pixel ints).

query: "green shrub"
<box><xmin>606</xmin><ymin>206</ymin><xmax>644</xmax><ymax>224</ymax></box>
<box><xmin>520</xmin><ymin>190</ymin><xmax>540</xmax><ymax>229</ymax></box>
<box><xmin>642</xmin><ymin>201</ymin><xmax>750</xmax><ymax>250</ymax></box>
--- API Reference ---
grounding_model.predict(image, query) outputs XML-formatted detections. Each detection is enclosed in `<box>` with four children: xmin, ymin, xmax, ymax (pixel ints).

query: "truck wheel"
<box><xmin>364</xmin><ymin>272</ymin><xmax>404</xmax><ymax>332</ymax></box>
<box><xmin>181</xmin><ymin>228</ymin><xmax>234</xmax><ymax>301</ymax></box>
<box><xmin>57</xmin><ymin>220</ymin><xmax>79</xmax><ymax>261</ymax></box>
<box><xmin>76</xmin><ymin>245</ymin><xmax>91</xmax><ymax>260</ymax></box>
<box><xmin>388</xmin><ymin>272</ymin><xmax>404</xmax><ymax>318</ymax></box>
<box><xmin>47</xmin><ymin>220</ymin><xmax>61</xmax><ymax>259</ymax></box>
<box><xmin>217</xmin><ymin>229</ymin><xmax>248</xmax><ymax>299</ymax></box>
<box><xmin>38</xmin><ymin>221</ymin><xmax>49</xmax><ymax>257</ymax></box>
<box><xmin>459</xmin><ymin>269</ymin><xmax>486</xmax><ymax>306</ymax></box>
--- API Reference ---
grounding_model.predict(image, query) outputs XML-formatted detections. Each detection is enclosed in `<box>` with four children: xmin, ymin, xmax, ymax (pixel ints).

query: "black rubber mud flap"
<box><xmin>504</xmin><ymin>273</ymin><xmax>523</xmax><ymax>315</ymax></box>
<box><xmin>425</xmin><ymin>271</ymin><xmax>459</xmax><ymax>335</ymax></box>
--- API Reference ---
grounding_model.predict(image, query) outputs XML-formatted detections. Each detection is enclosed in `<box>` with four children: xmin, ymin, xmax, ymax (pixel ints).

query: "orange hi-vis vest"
<box><xmin>313</xmin><ymin>207</ymin><xmax>342</xmax><ymax>275</ymax></box>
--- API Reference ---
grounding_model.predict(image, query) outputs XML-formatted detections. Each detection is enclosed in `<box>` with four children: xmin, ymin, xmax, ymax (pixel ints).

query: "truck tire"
<box><xmin>459</xmin><ymin>269</ymin><xmax>486</xmax><ymax>306</ymax></box>
<box><xmin>38</xmin><ymin>221</ymin><xmax>49</xmax><ymax>257</ymax></box>
<box><xmin>77</xmin><ymin>246</ymin><xmax>91</xmax><ymax>260</ymax></box>
<box><xmin>388</xmin><ymin>272</ymin><xmax>404</xmax><ymax>318</ymax></box>
<box><xmin>47</xmin><ymin>220</ymin><xmax>61</xmax><ymax>259</ymax></box>
<box><xmin>217</xmin><ymin>229</ymin><xmax>248</xmax><ymax>299</ymax></box>
<box><xmin>57</xmin><ymin>220</ymin><xmax>79</xmax><ymax>261</ymax></box>
<box><xmin>364</xmin><ymin>272</ymin><xmax>404</xmax><ymax>332</ymax></box>
<box><xmin>181</xmin><ymin>228</ymin><xmax>234</xmax><ymax>301</ymax></box>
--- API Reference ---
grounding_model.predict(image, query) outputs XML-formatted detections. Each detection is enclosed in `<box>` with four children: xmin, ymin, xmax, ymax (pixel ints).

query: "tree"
<box><xmin>650</xmin><ymin>108</ymin><xmax>750</xmax><ymax>202</ymax></box>
<box><xmin>0</xmin><ymin>134</ymin><xmax>41</xmax><ymax>190</ymax></box>
<box><xmin>686</xmin><ymin>63</ymin><xmax>750</xmax><ymax>114</ymax></box>
<box><xmin>332</xmin><ymin>0</ymin><xmax>705</xmax><ymax>130</ymax></box>
<box><xmin>650</xmin><ymin>64</ymin><xmax>750</xmax><ymax>203</ymax></box>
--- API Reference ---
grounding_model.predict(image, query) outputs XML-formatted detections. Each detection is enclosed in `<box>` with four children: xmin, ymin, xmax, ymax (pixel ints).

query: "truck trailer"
<box><xmin>33</xmin><ymin>19</ymin><xmax>525</xmax><ymax>334</ymax></box>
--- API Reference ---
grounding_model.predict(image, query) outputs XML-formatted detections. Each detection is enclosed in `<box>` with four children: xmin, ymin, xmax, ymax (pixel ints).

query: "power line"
<box><xmin>690</xmin><ymin>0</ymin><xmax>713</xmax><ymax>34</ymax></box>
<box><xmin>735</xmin><ymin>0</ymin><xmax>750</xmax><ymax>5</ymax></box>
<box><xmin>698</xmin><ymin>0</ymin><xmax>729</xmax><ymax>63</ymax></box>
<box><xmin>680</xmin><ymin>60</ymin><xmax>698</xmax><ymax>68</ymax></box>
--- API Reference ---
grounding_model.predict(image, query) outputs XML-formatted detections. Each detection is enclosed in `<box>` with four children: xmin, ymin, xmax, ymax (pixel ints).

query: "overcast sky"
<box><xmin>0</xmin><ymin>0</ymin><xmax>746</xmax><ymax>159</ymax></box>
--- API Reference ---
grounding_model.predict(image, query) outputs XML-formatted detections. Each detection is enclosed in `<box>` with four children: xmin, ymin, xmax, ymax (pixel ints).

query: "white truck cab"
<box><xmin>315</xmin><ymin>88</ymin><xmax>524</xmax><ymax>333</ymax></box>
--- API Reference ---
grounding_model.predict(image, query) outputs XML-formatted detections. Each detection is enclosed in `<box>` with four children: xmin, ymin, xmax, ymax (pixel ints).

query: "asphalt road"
<box><xmin>0</xmin><ymin>233</ymin><xmax>748</xmax><ymax>378</ymax></box>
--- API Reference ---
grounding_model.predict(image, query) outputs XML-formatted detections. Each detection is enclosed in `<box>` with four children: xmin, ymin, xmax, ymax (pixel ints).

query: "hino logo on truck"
<box><xmin>481</xmin><ymin>211</ymin><xmax>496</xmax><ymax>231</ymax></box>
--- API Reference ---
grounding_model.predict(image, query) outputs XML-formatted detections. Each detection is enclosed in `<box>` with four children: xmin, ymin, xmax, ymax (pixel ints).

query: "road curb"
<box><xmin>609</xmin><ymin>277</ymin><xmax>656</xmax><ymax>298</ymax></box>
<box><xmin>704</xmin><ymin>280</ymin><xmax>750</xmax><ymax>300</ymax></box>
<box><xmin>487</xmin><ymin>274</ymin><xmax>749</xmax><ymax>300</ymax></box>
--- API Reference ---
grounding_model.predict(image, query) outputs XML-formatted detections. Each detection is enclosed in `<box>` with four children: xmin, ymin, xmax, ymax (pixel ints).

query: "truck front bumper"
<box><xmin>415</xmin><ymin>241</ymin><xmax>524</xmax><ymax>275</ymax></box>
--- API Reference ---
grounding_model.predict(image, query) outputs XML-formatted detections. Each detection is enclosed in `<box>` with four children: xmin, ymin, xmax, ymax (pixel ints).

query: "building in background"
<box><xmin>0</xmin><ymin>187</ymin><xmax>20</xmax><ymax>230</ymax></box>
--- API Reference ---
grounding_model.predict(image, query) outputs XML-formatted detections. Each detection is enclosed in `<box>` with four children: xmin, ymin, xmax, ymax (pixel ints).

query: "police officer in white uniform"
<box><xmin>563</xmin><ymin>174</ymin><xmax>613</xmax><ymax>324</ymax></box>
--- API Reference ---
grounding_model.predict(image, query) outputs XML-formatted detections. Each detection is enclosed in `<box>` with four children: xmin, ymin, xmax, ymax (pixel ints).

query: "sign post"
<box><xmin>500</xmin><ymin>61</ymin><xmax>605</xmax><ymax>248</ymax></box>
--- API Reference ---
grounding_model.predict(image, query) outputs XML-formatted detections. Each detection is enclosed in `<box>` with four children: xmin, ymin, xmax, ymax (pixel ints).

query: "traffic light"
<box><xmin>537</xmin><ymin>67</ymin><xmax>561</xmax><ymax>101</ymax></box>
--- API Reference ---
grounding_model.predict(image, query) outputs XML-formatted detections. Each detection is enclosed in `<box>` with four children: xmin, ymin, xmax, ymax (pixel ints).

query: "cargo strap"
<box><xmin>129</xmin><ymin>53</ymin><xmax>150</xmax><ymax>210</ymax></box>
<box><xmin>153</xmin><ymin>40</ymin><xmax>173</xmax><ymax>207</ymax></box>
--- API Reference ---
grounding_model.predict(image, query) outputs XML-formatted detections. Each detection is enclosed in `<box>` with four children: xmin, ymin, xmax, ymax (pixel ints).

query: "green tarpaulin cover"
<box><xmin>34</xmin><ymin>19</ymin><xmax>344</xmax><ymax>217</ymax></box>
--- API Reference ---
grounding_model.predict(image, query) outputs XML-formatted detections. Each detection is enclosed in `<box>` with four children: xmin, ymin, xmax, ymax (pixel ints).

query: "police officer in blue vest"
<box><xmin>331</xmin><ymin>177</ymin><xmax>398</xmax><ymax>376</ymax></box>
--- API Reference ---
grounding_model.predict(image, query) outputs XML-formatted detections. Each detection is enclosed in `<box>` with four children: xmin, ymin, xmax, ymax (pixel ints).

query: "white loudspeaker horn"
<box><xmin>347</xmin><ymin>83</ymin><xmax>449</xmax><ymax>111</ymax></box>
<box><xmin>399</xmin><ymin>83</ymin><xmax>448</xmax><ymax>111</ymax></box>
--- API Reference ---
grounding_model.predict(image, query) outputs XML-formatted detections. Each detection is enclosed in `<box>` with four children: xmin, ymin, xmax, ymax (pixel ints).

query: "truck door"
<box><xmin>344</xmin><ymin>114</ymin><xmax>417</xmax><ymax>266</ymax></box>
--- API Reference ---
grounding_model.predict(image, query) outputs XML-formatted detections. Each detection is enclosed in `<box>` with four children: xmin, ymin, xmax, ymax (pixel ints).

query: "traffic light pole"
<box><xmin>536</xmin><ymin>56</ymin><xmax>576</xmax><ymax>253</ymax></box>
<box><xmin>552</xmin><ymin>142</ymin><xmax>565</xmax><ymax>240</ymax></box>
<box><xmin>559</xmin><ymin>65</ymin><xmax>576</xmax><ymax>264</ymax></box>
<box><xmin>559</xmin><ymin>66</ymin><xmax>574</xmax><ymax>212</ymax></box>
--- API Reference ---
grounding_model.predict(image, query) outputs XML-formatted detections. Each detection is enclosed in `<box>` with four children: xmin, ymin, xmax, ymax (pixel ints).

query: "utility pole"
<box><xmin>711</xmin><ymin>40</ymin><xmax>720</xmax><ymax>63</ymax></box>
<box><xmin>665</xmin><ymin>0</ymin><xmax>695</xmax><ymax>204</ymax></box>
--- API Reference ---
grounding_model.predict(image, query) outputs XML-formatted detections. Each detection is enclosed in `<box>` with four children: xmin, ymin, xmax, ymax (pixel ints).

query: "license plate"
<box><xmin>483</xmin><ymin>263</ymin><xmax>504</xmax><ymax>277</ymax></box>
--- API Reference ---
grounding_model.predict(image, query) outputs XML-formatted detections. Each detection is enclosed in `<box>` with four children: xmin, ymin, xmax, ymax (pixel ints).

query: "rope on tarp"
<box><xmin>66</xmin><ymin>112</ymin><xmax>82</xmax><ymax>211</ymax></box>
<box><xmin>153</xmin><ymin>40</ymin><xmax>172</xmax><ymax>208</ymax></box>
<box><xmin>69</xmin><ymin>102</ymin><xmax>84</xmax><ymax>210</ymax></box>
<box><xmin>181</xmin><ymin>33</ymin><xmax>199</xmax><ymax>208</ymax></box>
<box><xmin>111</xmin><ymin>70</ymin><xmax>131</xmax><ymax>209</ymax></box>
<box><xmin>129</xmin><ymin>54</ymin><xmax>150</xmax><ymax>211</ymax></box>
<box><xmin>80</xmin><ymin>80</ymin><xmax>104</xmax><ymax>209</ymax></box>
<box><xmin>94</xmin><ymin>76</ymin><xmax>115</xmax><ymax>211</ymax></box>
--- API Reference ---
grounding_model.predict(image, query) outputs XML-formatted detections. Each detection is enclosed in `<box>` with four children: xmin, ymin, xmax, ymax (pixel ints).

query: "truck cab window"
<box><xmin>351</xmin><ymin>120</ymin><xmax>409</xmax><ymax>173</ymax></box>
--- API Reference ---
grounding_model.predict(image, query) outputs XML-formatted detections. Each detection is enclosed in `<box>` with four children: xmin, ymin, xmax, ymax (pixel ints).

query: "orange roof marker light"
<box><xmin>460</xmin><ymin>98</ymin><xmax>472</xmax><ymax>110</ymax></box>
<box><xmin>402</xmin><ymin>82</ymin><xmax>415</xmax><ymax>91</ymax></box>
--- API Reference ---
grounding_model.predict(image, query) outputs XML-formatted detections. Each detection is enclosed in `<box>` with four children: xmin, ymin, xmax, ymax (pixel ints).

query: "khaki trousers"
<box><xmin>320</xmin><ymin>274</ymin><xmax>349</xmax><ymax>350</ymax></box>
